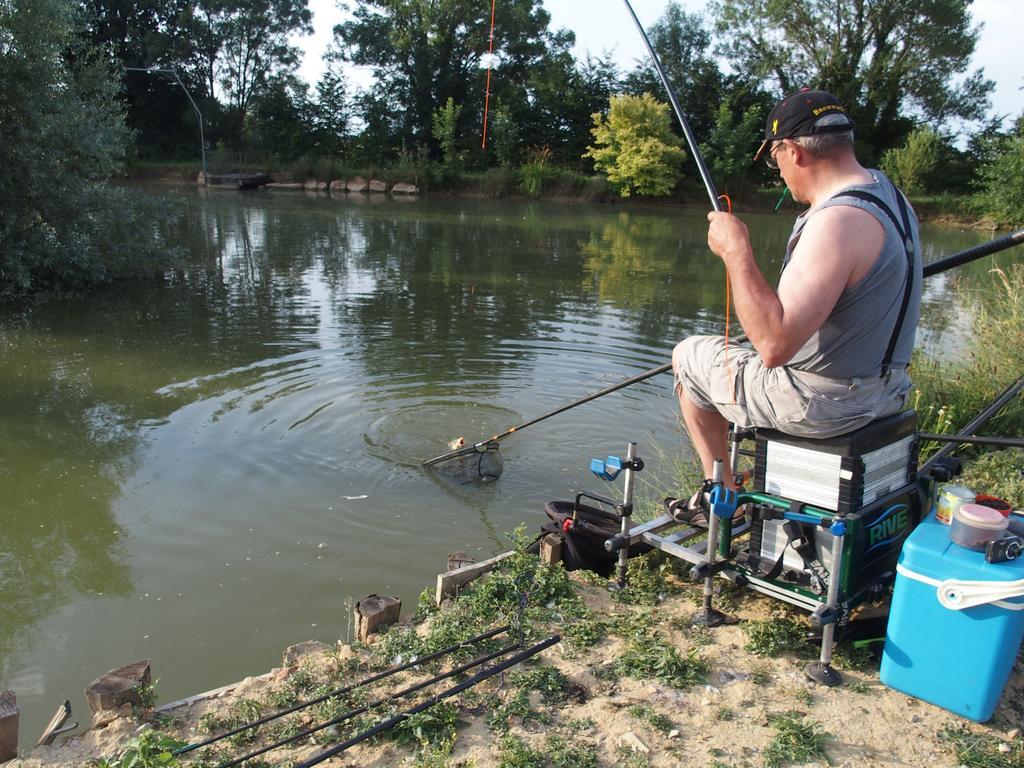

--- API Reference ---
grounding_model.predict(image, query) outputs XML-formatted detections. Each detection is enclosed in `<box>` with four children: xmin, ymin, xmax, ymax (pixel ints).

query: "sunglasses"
<box><xmin>765</xmin><ymin>140</ymin><xmax>785</xmax><ymax>170</ymax></box>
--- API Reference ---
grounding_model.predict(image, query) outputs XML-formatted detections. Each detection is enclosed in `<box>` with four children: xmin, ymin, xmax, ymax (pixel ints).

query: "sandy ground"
<box><xmin>10</xmin><ymin>569</ymin><xmax>1023</xmax><ymax>768</ymax></box>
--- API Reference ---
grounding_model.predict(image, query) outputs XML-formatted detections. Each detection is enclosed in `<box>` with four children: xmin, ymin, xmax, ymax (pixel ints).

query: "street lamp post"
<box><xmin>126</xmin><ymin>66</ymin><xmax>208</xmax><ymax>184</ymax></box>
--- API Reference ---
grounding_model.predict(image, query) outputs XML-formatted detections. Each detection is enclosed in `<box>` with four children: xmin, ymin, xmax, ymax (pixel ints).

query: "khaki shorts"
<box><xmin>672</xmin><ymin>336</ymin><xmax>910</xmax><ymax>439</ymax></box>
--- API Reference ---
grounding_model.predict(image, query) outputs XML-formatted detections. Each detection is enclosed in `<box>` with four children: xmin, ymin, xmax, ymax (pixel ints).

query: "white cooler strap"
<box><xmin>896</xmin><ymin>563</ymin><xmax>1024</xmax><ymax>611</ymax></box>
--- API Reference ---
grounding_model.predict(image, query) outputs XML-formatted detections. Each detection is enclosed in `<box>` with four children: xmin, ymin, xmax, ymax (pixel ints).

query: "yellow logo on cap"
<box><xmin>772</xmin><ymin>119</ymin><xmax>779</xmax><ymax>135</ymax></box>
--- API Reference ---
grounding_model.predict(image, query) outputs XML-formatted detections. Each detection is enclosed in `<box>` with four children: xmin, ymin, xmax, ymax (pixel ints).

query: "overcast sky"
<box><xmin>298</xmin><ymin>0</ymin><xmax>1021</xmax><ymax>125</ymax></box>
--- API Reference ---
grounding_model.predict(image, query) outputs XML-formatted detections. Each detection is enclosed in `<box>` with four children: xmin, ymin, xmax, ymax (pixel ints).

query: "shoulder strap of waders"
<box><xmin>831</xmin><ymin>185</ymin><xmax>916</xmax><ymax>379</ymax></box>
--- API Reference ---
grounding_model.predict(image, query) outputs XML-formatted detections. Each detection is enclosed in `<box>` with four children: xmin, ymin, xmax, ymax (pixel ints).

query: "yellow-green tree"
<box><xmin>584</xmin><ymin>93</ymin><xmax>686</xmax><ymax>197</ymax></box>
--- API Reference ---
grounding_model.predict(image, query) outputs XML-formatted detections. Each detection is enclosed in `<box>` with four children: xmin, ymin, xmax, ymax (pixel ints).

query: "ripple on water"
<box><xmin>363</xmin><ymin>400</ymin><xmax>522</xmax><ymax>467</ymax></box>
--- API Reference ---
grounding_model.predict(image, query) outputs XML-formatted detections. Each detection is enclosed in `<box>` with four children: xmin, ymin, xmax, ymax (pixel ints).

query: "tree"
<box><xmin>585</xmin><ymin>93</ymin><xmax>686</xmax><ymax>197</ymax></box>
<box><xmin>248</xmin><ymin>73</ymin><xmax>314</xmax><ymax>159</ymax></box>
<box><xmin>1</xmin><ymin>0</ymin><xmax>171</xmax><ymax>296</ymax></box>
<box><xmin>623</xmin><ymin>2</ymin><xmax>722</xmax><ymax>140</ymax></box>
<box><xmin>973</xmin><ymin>116</ymin><xmax>1024</xmax><ymax>227</ymax></box>
<box><xmin>710</xmin><ymin>0</ymin><xmax>994</xmax><ymax>158</ymax></box>
<box><xmin>880</xmin><ymin>128</ymin><xmax>943</xmax><ymax>196</ymax></box>
<box><xmin>311</xmin><ymin>56</ymin><xmax>349</xmax><ymax>156</ymax></box>
<box><xmin>334</xmin><ymin>0</ymin><xmax>574</xmax><ymax>158</ymax></box>
<box><xmin>218</xmin><ymin>0</ymin><xmax>312</xmax><ymax>142</ymax></box>
<box><xmin>79</xmin><ymin>0</ymin><xmax>206</xmax><ymax>157</ymax></box>
<box><xmin>432</xmin><ymin>97</ymin><xmax>464</xmax><ymax>171</ymax></box>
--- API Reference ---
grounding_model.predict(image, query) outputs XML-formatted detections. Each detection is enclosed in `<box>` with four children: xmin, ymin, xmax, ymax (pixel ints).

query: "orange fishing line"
<box><xmin>718</xmin><ymin>194</ymin><xmax>736</xmax><ymax>404</ymax></box>
<box><xmin>480</xmin><ymin>0</ymin><xmax>497</xmax><ymax>149</ymax></box>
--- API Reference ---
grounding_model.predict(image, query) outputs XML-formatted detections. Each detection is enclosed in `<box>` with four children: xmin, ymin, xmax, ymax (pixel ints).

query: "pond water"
<box><xmin>0</xmin><ymin>186</ymin><xmax>999</xmax><ymax>748</ymax></box>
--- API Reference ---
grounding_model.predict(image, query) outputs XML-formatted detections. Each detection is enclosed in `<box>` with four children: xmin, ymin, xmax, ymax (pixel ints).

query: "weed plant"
<box><xmin>486</xmin><ymin>689</ymin><xmax>535</xmax><ymax>733</ymax></box>
<box><xmin>87</xmin><ymin>731</ymin><xmax>187</xmax><ymax>768</ymax></box>
<box><xmin>613</xmin><ymin>553</ymin><xmax>675</xmax><ymax>606</ymax></box>
<box><xmin>743</xmin><ymin>617</ymin><xmax>811</xmax><ymax>657</ymax></box>
<box><xmin>749</xmin><ymin>661</ymin><xmax>773</xmax><ymax>686</ymax></box>
<box><xmin>390</xmin><ymin>701</ymin><xmax>459</xmax><ymax>747</ymax></box>
<box><xmin>411</xmin><ymin>735</ymin><xmax>457</xmax><ymax>768</ymax></box>
<box><xmin>616</xmin><ymin>746</ymin><xmax>652</xmax><ymax>767</ymax></box>
<box><xmin>497</xmin><ymin>733</ymin><xmax>545</xmax><ymax>768</ymax></box>
<box><xmin>762</xmin><ymin>713</ymin><xmax>831</xmax><ymax>768</ymax></box>
<box><xmin>561</xmin><ymin>617</ymin><xmax>607</xmax><ymax>654</ymax></box>
<box><xmin>615</xmin><ymin>631</ymin><xmax>709</xmax><ymax>688</ymax></box>
<box><xmin>627</xmin><ymin>703</ymin><xmax>675</xmax><ymax>734</ymax></box>
<box><xmin>713</xmin><ymin>704</ymin><xmax>734</xmax><ymax>721</ymax></box>
<box><xmin>510</xmin><ymin>664</ymin><xmax>571</xmax><ymax>704</ymax></box>
<box><xmin>546</xmin><ymin>733</ymin><xmax>600</xmax><ymax>768</ymax></box>
<box><xmin>939</xmin><ymin>723</ymin><xmax>1024</xmax><ymax>768</ymax></box>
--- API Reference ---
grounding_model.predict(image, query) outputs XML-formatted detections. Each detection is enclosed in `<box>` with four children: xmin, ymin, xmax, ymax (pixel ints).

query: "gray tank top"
<box><xmin>781</xmin><ymin>170</ymin><xmax>922</xmax><ymax>380</ymax></box>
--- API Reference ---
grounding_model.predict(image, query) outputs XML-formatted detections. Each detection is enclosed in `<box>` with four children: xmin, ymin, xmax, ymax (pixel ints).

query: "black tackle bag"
<box><xmin>530</xmin><ymin>500</ymin><xmax>652</xmax><ymax>578</ymax></box>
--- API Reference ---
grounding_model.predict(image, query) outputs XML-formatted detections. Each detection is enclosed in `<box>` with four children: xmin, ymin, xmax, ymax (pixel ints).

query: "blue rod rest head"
<box><xmin>709</xmin><ymin>485</ymin><xmax>738</xmax><ymax>519</ymax></box>
<box><xmin>590</xmin><ymin>455</ymin><xmax>623</xmax><ymax>481</ymax></box>
<box><xmin>830</xmin><ymin>520</ymin><xmax>847</xmax><ymax>537</ymax></box>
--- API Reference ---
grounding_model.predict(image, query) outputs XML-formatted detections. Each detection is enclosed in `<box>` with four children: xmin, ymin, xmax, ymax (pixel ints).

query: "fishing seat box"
<box><xmin>880</xmin><ymin>512</ymin><xmax>1024</xmax><ymax>721</ymax></box>
<box><xmin>739</xmin><ymin>410</ymin><xmax>922</xmax><ymax>604</ymax></box>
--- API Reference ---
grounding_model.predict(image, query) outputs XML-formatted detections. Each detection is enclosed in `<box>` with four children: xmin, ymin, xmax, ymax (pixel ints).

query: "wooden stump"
<box><xmin>539</xmin><ymin>534</ymin><xmax>563</xmax><ymax>566</ymax></box>
<box><xmin>447</xmin><ymin>551</ymin><xmax>475</xmax><ymax>571</ymax></box>
<box><xmin>355</xmin><ymin>595</ymin><xmax>401</xmax><ymax>642</ymax></box>
<box><xmin>84</xmin><ymin>660</ymin><xmax>151</xmax><ymax>715</ymax></box>
<box><xmin>0</xmin><ymin>691</ymin><xmax>18</xmax><ymax>764</ymax></box>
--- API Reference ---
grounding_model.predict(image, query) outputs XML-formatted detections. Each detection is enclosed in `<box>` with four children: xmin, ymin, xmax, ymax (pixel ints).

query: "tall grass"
<box><xmin>912</xmin><ymin>264</ymin><xmax>1024</xmax><ymax>459</ymax></box>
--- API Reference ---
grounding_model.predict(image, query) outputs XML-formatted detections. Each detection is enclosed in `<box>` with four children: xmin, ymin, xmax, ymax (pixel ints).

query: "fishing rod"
<box><xmin>422</xmin><ymin>362</ymin><xmax>672</xmax><ymax>466</ymax></box>
<box><xmin>173</xmin><ymin>623</ymin><xmax>511</xmax><ymax>755</ymax></box>
<box><xmin>218</xmin><ymin>640</ymin><xmax>524</xmax><ymax>768</ymax></box>
<box><xmin>923</xmin><ymin>227</ymin><xmax>1023</xmax><ymax>278</ymax></box>
<box><xmin>422</xmin><ymin>231</ymin><xmax>1024</xmax><ymax>471</ymax></box>
<box><xmin>295</xmin><ymin>634</ymin><xmax>561</xmax><ymax>768</ymax></box>
<box><xmin>620</xmin><ymin>0</ymin><xmax>723</xmax><ymax>212</ymax></box>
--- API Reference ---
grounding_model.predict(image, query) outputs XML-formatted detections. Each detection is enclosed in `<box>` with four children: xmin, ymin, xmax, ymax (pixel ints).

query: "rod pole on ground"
<box><xmin>176</xmin><ymin>624</ymin><xmax>511</xmax><ymax>756</ymax></box>
<box><xmin>219</xmin><ymin>641</ymin><xmax>523</xmax><ymax>768</ymax></box>
<box><xmin>295</xmin><ymin>635</ymin><xmax>560</xmax><ymax>767</ymax></box>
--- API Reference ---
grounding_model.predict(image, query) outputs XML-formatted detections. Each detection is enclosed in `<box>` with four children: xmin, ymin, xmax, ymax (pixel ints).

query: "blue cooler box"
<box><xmin>880</xmin><ymin>511</ymin><xmax>1024</xmax><ymax>721</ymax></box>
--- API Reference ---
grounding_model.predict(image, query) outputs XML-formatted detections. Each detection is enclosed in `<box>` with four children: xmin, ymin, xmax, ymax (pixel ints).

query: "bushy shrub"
<box><xmin>584</xmin><ymin>93</ymin><xmax>686</xmax><ymax>197</ymax></box>
<box><xmin>880</xmin><ymin>128</ymin><xmax>943</xmax><ymax>196</ymax></box>
<box><xmin>972</xmin><ymin>118</ymin><xmax>1024</xmax><ymax>227</ymax></box>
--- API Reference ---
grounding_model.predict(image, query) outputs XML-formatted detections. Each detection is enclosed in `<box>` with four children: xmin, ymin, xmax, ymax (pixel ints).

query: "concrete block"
<box><xmin>85</xmin><ymin>660</ymin><xmax>151</xmax><ymax>714</ymax></box>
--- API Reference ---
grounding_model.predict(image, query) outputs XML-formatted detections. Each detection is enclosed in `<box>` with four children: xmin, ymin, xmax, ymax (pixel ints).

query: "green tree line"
<box><xmin>2</xmin><ymin>0</ymin><xmax>1021</xmax><ymax>296</ymax></box>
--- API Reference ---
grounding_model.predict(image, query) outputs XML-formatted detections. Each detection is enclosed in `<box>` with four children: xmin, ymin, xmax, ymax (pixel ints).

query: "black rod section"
<box><xmin>921</xmin><ymin>374</ymin><xmax>1024</xmax><ymax>474</ymax></box>
<box><xmin>923</xmin><ymin>228</ymin><xmax>1024</xmax><ymax>278</ymax></box>
<box><xmin>620</xmin><ymin>0</ymin><xmax>722</xmax><ymax>212</ymax></box>
<box><xmin>175</xmin><ymin>624</ymin><xmax>510</xmax><ymax>755</ymax></box>
<box><xmin>295</xmin><ymin>635</ymin><xmax>561</xmax><ymax>767</ymax></box>
<box><xmin>219</xmin><ymin>641</ymin><xmax>523</xmax><ymax>768</ymax></box>
<box><xmin>423</xmin><ymin>364</ymin><xmax>672</xmax><ymax>466</ymax></box>
<box><xmin>918</xmin><ymin>433</ymin><xmax>1024</xmax><ymax>448</ymax></box>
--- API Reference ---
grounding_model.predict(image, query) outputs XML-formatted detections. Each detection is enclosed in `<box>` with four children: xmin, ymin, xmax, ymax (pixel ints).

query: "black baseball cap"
<box><xmin>753</xmin><ymin>88</ymin><xmax>854</xmax><ymax>162</ymax></box>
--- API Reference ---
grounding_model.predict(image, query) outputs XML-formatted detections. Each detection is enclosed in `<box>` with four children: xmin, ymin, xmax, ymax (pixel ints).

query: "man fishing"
<box><xmin>670</xmin><ymin>88</ymin><xmax>923</xmax><ymax>518</ymax></box>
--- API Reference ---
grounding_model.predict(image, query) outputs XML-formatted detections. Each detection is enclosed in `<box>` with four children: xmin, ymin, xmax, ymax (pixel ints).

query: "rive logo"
<box><xmin>866</xmin><ymin>504</ymin><xmax>910</xmax><ymax>553</ymax></box>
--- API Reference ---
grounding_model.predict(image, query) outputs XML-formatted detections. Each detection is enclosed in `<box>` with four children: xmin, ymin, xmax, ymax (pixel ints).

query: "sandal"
<box><xmin>663</xmin><ymin>486</ymin><xmax>710</xmax><ymax>526</ymax></box>
<box><xmin>663</xmin><ymin>483</ymin><xmax>747</xmax><ymax>527</ymax></box>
